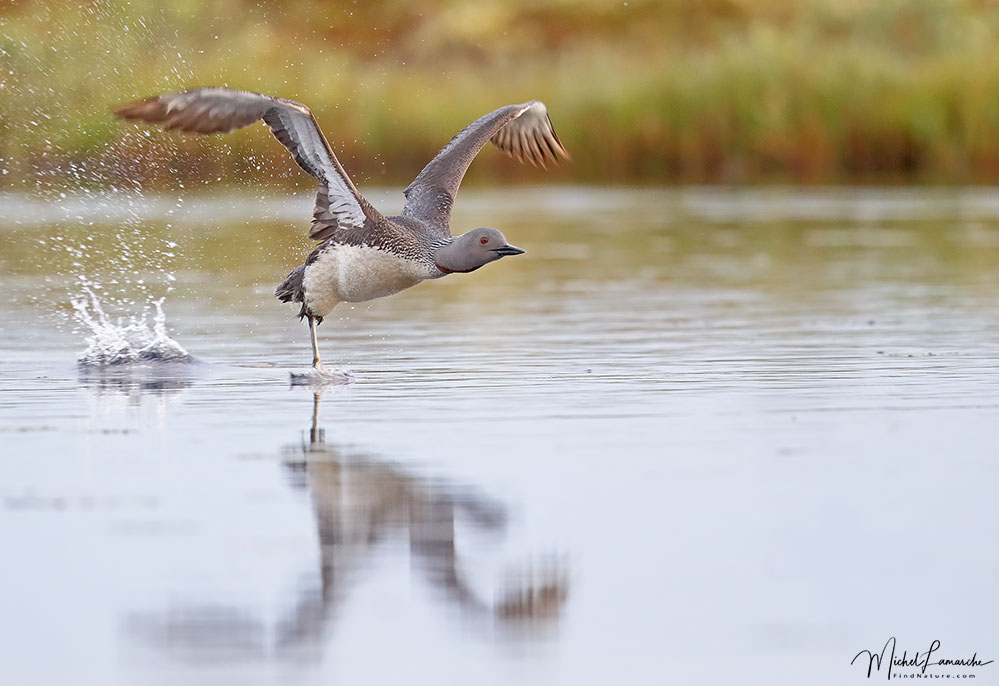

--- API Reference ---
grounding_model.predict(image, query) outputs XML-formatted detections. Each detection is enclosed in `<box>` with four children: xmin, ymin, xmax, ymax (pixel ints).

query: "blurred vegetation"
<box><xmin>5</xmin><ymin>0</ymin><xmax>999</xmax><ymax>189</ymax></box>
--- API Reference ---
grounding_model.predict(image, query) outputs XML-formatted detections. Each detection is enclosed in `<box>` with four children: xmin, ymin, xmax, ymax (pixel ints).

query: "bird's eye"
<box><xmin>480</xmin><ymin>237</ymin><xmax>489</xmax><ymax>244</ymax></box>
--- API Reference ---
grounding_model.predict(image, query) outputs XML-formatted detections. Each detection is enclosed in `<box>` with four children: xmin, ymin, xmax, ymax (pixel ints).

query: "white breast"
<box><xmin>302</xmin><ymin>244</ymin><xmax>435</xmax><ymax>316</ymax></box>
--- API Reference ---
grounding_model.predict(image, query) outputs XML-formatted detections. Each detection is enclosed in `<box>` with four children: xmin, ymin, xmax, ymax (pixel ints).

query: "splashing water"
<box><xmin>73</xmin><ymin>288</ymin><xmax>193</xmax><ymax>366</ymax></box>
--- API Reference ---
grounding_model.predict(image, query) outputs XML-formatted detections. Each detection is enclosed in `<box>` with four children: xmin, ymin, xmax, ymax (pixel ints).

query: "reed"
<box><xmin>4</xmin><ymin>0</ymin><xmax>999</xmax><ymax>188</ymax></box>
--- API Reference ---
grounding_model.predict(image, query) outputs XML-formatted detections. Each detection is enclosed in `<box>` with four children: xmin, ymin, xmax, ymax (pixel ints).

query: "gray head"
<box><xmin>434</xmin><ymin>227</ymin><xmax>525</xmax><ymax>274</ymax></box>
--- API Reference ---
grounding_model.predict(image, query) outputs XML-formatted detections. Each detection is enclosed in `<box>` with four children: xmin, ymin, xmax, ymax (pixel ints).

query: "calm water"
<box><xmin>1</xmin><ymin>187</ymin><xmax>997</xmax><ymax>684</ymax></box>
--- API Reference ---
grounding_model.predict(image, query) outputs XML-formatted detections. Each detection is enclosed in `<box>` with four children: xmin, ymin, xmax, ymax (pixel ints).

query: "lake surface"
<box><xmin>1</xmin><ymin>187</ymin><xmax>997</xmax><ymax>684</ymax></box>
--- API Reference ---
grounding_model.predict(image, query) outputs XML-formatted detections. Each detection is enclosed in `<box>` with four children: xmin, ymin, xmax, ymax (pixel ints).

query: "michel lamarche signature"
<box><xmin>852</xmin><ymin>637</ymin><xmax>993</xmax><ymax>679</ymax></box>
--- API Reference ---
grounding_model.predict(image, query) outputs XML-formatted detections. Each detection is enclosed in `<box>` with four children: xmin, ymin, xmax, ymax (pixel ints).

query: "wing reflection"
<box><xmin>127</xmin><ymin>391</ymin><xmax>568</xmax><ymax>661</ymax></box>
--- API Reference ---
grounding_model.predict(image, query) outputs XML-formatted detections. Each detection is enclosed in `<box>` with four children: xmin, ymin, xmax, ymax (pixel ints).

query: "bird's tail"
<box><xmin>275</xmin><ymin>264</ymin><xmax>310</xmax><ymax>320</ymax></box>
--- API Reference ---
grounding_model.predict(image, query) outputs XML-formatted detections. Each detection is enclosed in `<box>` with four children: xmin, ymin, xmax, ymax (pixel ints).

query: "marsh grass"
<box><xmin>4</xmin><ymin>0</ymin><xmax>999</xmax><ymax>187</ymax></box>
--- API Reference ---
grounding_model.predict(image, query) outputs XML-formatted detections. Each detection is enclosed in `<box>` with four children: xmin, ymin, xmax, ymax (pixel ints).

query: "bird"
<box><xmin>114</xmin><ymin>87</ymin><xmax>569</xmax><ymax>375</ymax></box>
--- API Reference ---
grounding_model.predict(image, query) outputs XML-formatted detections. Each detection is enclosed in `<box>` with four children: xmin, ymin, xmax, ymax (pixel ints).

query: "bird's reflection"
<box><xmin>127</xmin><ymin>390</ymin><xmax>567</xmax><ymax>660</ymax></box>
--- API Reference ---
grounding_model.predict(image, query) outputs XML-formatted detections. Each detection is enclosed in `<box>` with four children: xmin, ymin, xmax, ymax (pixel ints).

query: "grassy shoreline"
<box><xmin>5</xmin><ymin>0</ymin><xmax>999</xmax><ymax>189</ymax></box>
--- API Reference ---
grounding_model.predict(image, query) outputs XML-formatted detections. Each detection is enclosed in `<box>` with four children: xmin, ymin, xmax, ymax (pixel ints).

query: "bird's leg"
<box><xmin>308</xmin><ymin>315</ymin><xmax>326</xmax><ymax>372</ymax></box>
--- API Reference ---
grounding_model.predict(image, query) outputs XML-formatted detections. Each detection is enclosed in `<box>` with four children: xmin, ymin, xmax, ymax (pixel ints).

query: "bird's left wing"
<box><xmin>115</xmin><ymin>87</ymin><xmax>382</xmax><ymax>240</ymax></box>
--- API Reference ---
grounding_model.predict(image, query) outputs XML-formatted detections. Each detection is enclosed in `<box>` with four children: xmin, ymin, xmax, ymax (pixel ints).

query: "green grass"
<box><xmin>5</xmin><ymin>0</ymin><xmax>999</xmax><ymax>188</ymax></box>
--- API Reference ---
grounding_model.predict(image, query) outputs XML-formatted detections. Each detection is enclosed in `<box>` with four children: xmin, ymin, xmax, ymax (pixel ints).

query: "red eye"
<box><xmin>480</xmin><ymin>237</ymin><xmax>488</xmax><ymax>244</ymax></box>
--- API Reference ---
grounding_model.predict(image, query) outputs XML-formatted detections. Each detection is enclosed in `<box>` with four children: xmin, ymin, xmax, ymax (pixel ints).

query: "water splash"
<box><xmin>73</xmin><ymin>288</ymin><xmax>193</xmax><ymax>366</ymax></box>
<box><xmin>289</xmin><ymin>366</ymin><xmax>356</xmax><ymax>387</ymax></box>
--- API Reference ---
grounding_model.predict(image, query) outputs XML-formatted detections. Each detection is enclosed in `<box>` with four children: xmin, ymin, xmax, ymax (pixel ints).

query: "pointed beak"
<box><xmin>492</xmin><ymin>244</ymin><xmax>526</xmax><ymax>256</ymax></box>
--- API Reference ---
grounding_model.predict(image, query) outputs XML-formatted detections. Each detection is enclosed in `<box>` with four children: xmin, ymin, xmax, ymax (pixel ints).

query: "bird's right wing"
<box><xmin>115</xmin><ymin>87</ymin><xmax>382</xmax><ymax>240</ymax></box>
<box><xmin>402</xmin><ymin>101</ymin><xmax>569</xmax><ymax>231</ymax></box>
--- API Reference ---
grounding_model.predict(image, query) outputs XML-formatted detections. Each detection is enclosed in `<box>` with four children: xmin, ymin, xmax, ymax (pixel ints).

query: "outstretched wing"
<box><xmin>115</xmin><ymin>87</ymin><xmax>382</xmax><ymax>240</ymax></box>
<box><xmin>402</xmin><ymin>101</ymin><xmax>569</xmax><ymax>231</ymax></box>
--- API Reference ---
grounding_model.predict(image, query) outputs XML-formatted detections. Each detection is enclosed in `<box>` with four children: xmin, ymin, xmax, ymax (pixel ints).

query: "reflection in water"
<box><xmin>127</xmin><ymin>391</ymin><xmax>568</xmax><ymax>661</ymax></box>
<box><xmin>6</xmin><ymin>189</ymin><xmax>996</xmax><ymax>683</ymax></box>
<box><xmin>78</xmin><ymin>363</ymin><xmax>197</xmax><ymax>399</ymax></box>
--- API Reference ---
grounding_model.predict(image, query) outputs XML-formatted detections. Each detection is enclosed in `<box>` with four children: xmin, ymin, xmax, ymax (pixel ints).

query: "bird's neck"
<box><xmin>433</xmin><ymin>236</ymin><xmax>481</xmax><ymax>274</ymax></box>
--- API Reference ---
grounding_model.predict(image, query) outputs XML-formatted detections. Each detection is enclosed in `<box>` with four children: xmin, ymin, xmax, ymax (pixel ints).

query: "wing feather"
<box><xmin>116</xmin><ymin>87</ymin><xmax>380</xmax><ymax>238</ymax></box>
<box><xmin>402</xmin><ymin>100</ymin><xmax>568</xmax><ymax>230</ymax></box>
